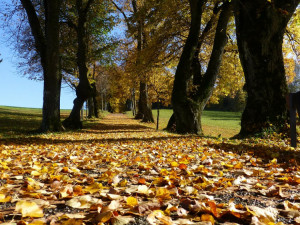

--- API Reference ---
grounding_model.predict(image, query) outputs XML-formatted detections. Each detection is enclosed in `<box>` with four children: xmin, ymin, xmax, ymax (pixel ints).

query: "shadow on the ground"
<box><xmin>84</xmin><ymin>120</ymin><xmax>152</xmax><ymax>132</ymax></box>
<box><xmin>206</xmin><ymin>141</ymin><xmax>300</xmax><ymax>164</ymax></box>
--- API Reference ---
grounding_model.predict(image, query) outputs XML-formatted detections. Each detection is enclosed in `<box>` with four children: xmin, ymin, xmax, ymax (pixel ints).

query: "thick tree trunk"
<box><xmin>21</xmin><ymin>0</ymin><xmax>62</xmax><ymax>132</ymax></box>
<box><xmin>168</xmin><ymin>1</ymin><xmax>232</xmax><ymax>134</ymax></box>
<box><xmin>191</xmin><ymin>2</ymin><xmax>232</xmax><ymax>134</ymax></box>
<box><xmin>235</xmin><ymin>0</ymin><xmax>299</xmax><ymax>136</ymax></box>
<box><xmin>63</xmin><ymin>0</ymin><xmax>93</xmax><ymax>129</ymax></box>
<box><xmin>40</xmin><ymin>0</ymin><xmax>62</xmax><ymax>131</ymax></box>
<box><xmin>135</xmin><ymin>82</ymin><xmax>154</xmax><ymax>122</ymax></box>
<box><xmin>170</xmin><ymin>0</ymin><xmax>204</xmax><ymax>134</ymax></box>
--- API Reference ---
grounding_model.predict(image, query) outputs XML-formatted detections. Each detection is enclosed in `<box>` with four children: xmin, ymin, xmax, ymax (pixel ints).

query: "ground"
<box><xmin>0</xmin><ymin>113</ymin><xmax>300</xmax><ymax>225</ymax></box>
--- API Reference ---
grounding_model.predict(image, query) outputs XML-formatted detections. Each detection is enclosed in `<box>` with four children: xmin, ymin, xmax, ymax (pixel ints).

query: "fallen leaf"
<box><xmin>15</xmin><ymin>200</ymin><xmax>44</xmax><ymax>218</ymax></box>
<box><xmin>111</xmin><ymin>215</ymin><xmax>135</xmax><ymax>225</ymax></box>
<box><xmin>126</xmin><ymin>196</ymin><xmax>138</xmax><ymax>207</ymax></box>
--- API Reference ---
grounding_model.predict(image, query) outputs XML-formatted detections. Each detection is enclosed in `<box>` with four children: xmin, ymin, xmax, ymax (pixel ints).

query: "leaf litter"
<box><xmin>0</xmin><ymin>113</ymin><xmax>300</xmax><ymax>224</ymax></box>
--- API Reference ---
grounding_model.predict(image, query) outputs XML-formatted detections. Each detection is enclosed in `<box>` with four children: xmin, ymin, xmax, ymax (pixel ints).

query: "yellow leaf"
<box><xmin>160</xmin><ymin>169</ymin><xmax>168</xmax><ymax>176</ymax></box>
<box><xmin>98</xmin><ymin>211</ymin><xmax>113</xmax><ymax>223</ymax></box>
<box><xmin>119</xmin><ymin>179</ymin><xmax>128</xmax><ymax>187</ymax></box>
<box><xmin>16</xmin><ymin>200</ymin><xmax>44</xmax><ymax>218</ymax></box>
<box><xmin>126</xmin><ymin>196</ymin><xmax>138</xmax><ymax>207</ymax></box>
<box><xmin>201</xmin><ymin>214</ymin><xmax>214</xmax><ymax>224</ymax></box>
<box><xmin>234</xmin><ymin>162</ymin><xmax>243</xmax><ymax>169</ymax></box>
<box><xmin>29</xmin><ymin>221</ymin><xmax>47</xmax><ymax>225</ymax></box>
<box><xmin>156</xmin><ymin>187</ymin><xmax>171</xmax><ymax>199</ymax></box>
<box><xmin>84</xmin><ymin>182</ymin><xmax>103</xmax><ymax>194</ymax></box>
<box><xmin>170</xmin><ymin>161</ymin><xmax>179</xmax><ymax>167</ymax></box>
<box><xmin>0</xmin><ymin>193</ymin><xmax>11</xmax><ymax>203</ymax></box>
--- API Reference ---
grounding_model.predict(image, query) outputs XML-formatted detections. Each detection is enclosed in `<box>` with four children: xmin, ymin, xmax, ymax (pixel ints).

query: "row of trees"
<box><xmin>1</xmin><ymin>0</ymin><xmax>299</xmax><ymax>137</ymax></box>
<box><xmin>8</xmin><ymin>0</ymin><xmax>116</xmax><ymax>131</ymax></box>
<box><xmin>111</xmin><ymin>0</ymin><xmax>299</xmax><ymax>136</ymax></box>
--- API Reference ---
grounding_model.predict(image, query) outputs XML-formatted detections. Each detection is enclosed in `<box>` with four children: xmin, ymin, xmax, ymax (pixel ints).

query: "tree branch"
<box><xmin>111</xmin><ymin>0</ymin><xmax>131</xmax><ymax>29</ymax></box>
<box><xmin>20</xmin><ymin>0</ymin><xmax>46</xmax><ymax>65</ymax></box>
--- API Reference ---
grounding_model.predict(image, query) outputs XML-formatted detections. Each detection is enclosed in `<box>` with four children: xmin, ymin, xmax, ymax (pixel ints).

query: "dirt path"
<box><xmin>76</xmin><ymin>113</ymin><xmax>180</xmax><ymax>142</ymax></box>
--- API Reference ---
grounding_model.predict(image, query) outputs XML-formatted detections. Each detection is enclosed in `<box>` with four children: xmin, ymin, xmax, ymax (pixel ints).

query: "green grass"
<box><xmin>127</xmin><ymin>109</ymin><xmax>241</xmax><ymax>138</ymax></box>
<box><xmin>0</xmin><ymin>106</ymin><xmax>108</xmax><ymax>138</ymax></box>
<box><xmin>0</xmin><ymin>106</ymin><xmax>43</xmax><ymax>136</ymax></box>
<box><xmin>0</xmin><ymin>106</ymin><xmax>240</xmax><ymax>138</ymax></box>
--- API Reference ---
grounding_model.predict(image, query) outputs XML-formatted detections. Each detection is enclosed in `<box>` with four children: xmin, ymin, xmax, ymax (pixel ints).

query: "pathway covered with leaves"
<box><xmin>0</xmin><ymin>114</ymin><xmax>300</xmax><ymax>225</ymax></box>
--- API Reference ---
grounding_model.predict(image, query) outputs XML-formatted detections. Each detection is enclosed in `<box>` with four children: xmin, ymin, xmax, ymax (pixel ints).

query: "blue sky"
<box><xmin>0</xmin><ymin>29</ymin><xmax>76</xmax><ymax>109</ymax></box>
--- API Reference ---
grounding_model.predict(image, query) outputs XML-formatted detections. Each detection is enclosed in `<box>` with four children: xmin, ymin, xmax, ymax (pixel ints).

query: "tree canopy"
<box><xmin>0</xmin><ymin>0</ymin><xmax>299</xmax><ymax>136</ymax></box>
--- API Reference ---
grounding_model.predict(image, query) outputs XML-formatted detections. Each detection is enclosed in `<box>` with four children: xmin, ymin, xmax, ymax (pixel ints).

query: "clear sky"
<box><xmin>0</xmin><ymin>28</ymin><xmax>76</xmax><ymax>109</ymax></box>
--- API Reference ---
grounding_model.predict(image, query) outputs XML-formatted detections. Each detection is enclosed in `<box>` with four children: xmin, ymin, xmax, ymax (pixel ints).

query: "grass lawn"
<box><xmin>0</xmin><ymin>106</ymin><xmax>240</xmax><ymax>138</ymax></box>
<box><xmin>127</xmin><ymin>109</ymin><xmax>241</xmax><ymax>138</ymax></box>
<box><xmin>0</xmin><ymin>106</ymin><xmax>107</xmax><ymax>137</ymax></box>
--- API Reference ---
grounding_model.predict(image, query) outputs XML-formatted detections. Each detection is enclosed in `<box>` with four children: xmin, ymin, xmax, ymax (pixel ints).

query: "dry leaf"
<box><xmin>15</xmin><ymin>200</ymin><xmax>44</xmax><ymax>218</ymax></box>
<box><xmin>111</xmin><ymin>215</ymin><xmax>135</xmax><ymax>225</ymax></box>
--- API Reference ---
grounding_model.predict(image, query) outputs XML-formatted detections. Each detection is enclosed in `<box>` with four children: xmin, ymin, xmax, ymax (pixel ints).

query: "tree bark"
<box><xmin>135</xmin><ymin>82</ymin><xmax>154</xmax><ymax>122</ymax></box>
<box><xmin>63</xmin><ymin>0</ymin><xmax>93</xmax><ymax>129</ymax></box>
<box><xmin>88</xmin><ymin>83</ymin><xmax>98</xmax><ymax>118</ymax></box>
<box><xmin>170</xmin><ymin>0</ymin><xmax>204</xmax><ymax>134</ymax></box>
<box><xmin>169</xmin><ymin>1</ymin><xmax>232</xmax><ymax>134</ymax></box>
<box><xmin>234</xmin><ymin>0</ymin><xmax>299</xmax><ymax>136</ymax></box>
<box><xmin>21</xmin><ymin>0</ymin><xmax>62</xmax><ymax>132</ymax></box>
<box><xmin>192</xmin><ymin>2</ymin><xmax>232</xmax><ymax>134</ymax></box>
<box><xmin>132</xmin><ymin>0</ymin><xmax>154</xmax><ymax>122</ymax></box>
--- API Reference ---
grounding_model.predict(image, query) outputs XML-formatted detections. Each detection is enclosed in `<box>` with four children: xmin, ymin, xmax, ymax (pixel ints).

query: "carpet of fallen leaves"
<box><xmin>1</xmin><ymin>114</ymin><xmax>300</xmax><ymax>225</ymax></box>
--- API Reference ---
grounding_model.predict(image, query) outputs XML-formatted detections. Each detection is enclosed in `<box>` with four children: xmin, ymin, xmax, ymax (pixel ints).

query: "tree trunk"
<box><xmin>63</xmin><ymin>0</ymin><xmax>93</xmax><ymax>129</ymax></box>
<box><xmin>132</xmin><ymin>0</ymin><xmax>154</xmax><ymax>122</ymax></box>
<box><xmin>170</xmin><ymin>0</ymin><xmax>204</xmax><ymax>134</ymax></box>
<box><xmin>135</xmin><ymin>82</ymin><xmax>154</xmax><ymax>122</ymax></box>
<box><xmin>234</xmin><ymin>0</ymin><xmax>299</xmax><ymax>136</ymax></box>
<box><xmin>131</xmin><ymin>88</ymin><xmax>136</xmax><ymax>116</ymax></box>
<box><xmin>21</xmin><ymin>0</ymin><xmax>62</xmax><ymax>132</ymax></box>
<box><xmin>93</xmin><ymin>94</ymin><xmax>99</xmax><ymax>118</ymax></box>
<box><xmin>191</xmin><ymin>2</ymin><xmax>232</xmax><ymax>134</ymax></box>
<box><xmin>88</xmin><ymin>83</ymin><xmax>98</xmax><ymax>118</ymax></box>
<box><xmin>169</xmin><ymin>1</ymin><xmax>232</xmax><ymax>134</ymax></box>
<box><xmin>88</xmin><ymin>97</ymin><xmax>95</xmax><ymax>118</ymax></box>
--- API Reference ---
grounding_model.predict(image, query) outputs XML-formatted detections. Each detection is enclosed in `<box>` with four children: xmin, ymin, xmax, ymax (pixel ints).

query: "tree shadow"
<box><xmin>0</xmin><ymin>135</ymin><xmax>187</xmax><ymax>146</ymax></box>
<box><xmin>205</xmin><ymin>141</ymin><xmax>300</xmax><ymax>164</ymax></box>
<box><xmin>84</xmin><ymin>121</ymin><xmax>153</xmax><ymax>132</ymax></box>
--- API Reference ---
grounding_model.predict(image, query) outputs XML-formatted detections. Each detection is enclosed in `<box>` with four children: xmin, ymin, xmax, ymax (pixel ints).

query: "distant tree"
<box><xmin>20</xmin><ymin>0</ymin><xmax>63</xmax><ymax>132</ymax></box>
<box><xmin>234</xmin><ymin>0</ymin><xmax>299</xmax><ymax>136</ymax></box>
<box><xmin>112</xmin><ymin>0</ymin><xmax>154</xmax><ymax>122</ymax></box>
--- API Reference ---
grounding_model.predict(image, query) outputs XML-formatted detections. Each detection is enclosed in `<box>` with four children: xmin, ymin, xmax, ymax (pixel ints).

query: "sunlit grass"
<box><xmin>126</xmin><ymin>109</ymin><xmax>241</xmax><ymax>138</ymax></box>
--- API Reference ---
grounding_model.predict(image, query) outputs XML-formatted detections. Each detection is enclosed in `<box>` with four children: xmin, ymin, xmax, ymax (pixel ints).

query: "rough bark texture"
<box><xmin>21</xmin><ymin>0</ymin><xmax>62</xmax><ymax>132</ymax></box>
<box><xmin>171</xmin><ymin>0</ymin><xmax>204</xmax><ymax>134</ymax></box>
<box><xmin>235</xmin><ymin>0</ymin><xmax>299</xmax><ymax>136</ymax></box>
<box><xmin>63</xmin><ymin>0</ymin><xmax>93</xmax><ymax>129</ymax></box>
